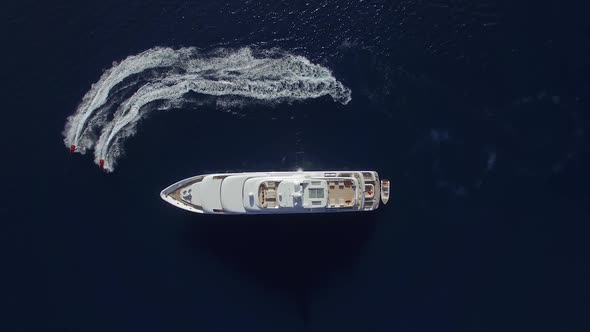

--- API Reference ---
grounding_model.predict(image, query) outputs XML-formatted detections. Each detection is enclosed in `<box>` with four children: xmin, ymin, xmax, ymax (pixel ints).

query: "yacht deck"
<box><xmin>327</xmin><ymin>179</ymin><xmax>355</xmax><ymax>207</ymax></box>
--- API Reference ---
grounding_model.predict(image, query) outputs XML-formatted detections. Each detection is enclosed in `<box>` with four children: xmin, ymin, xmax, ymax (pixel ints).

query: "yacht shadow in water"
<box><xmin>182</xmin><ymin>211</ymin><xmax>379</xmax><ymax>323</ymax></box>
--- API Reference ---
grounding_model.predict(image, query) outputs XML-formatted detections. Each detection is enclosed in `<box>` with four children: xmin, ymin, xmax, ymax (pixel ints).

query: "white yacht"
<box><xmin>160</xmin><ymin>171</ymin><xmax>390</xmax><ymax>214</ymax></box>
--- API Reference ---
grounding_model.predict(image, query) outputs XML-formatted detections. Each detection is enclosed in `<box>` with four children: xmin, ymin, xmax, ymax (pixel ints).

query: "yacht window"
<box><xmin>309</xmin><ymin>188</ymin><xmax>324</xmax><ymax>198</ymax></box>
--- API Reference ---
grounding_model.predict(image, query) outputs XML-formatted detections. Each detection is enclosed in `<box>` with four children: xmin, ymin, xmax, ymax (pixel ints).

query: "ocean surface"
<box><xmin>4</xmin><ymin>0</ymin><xmax>589</xmax><ymax>331</ymax></box>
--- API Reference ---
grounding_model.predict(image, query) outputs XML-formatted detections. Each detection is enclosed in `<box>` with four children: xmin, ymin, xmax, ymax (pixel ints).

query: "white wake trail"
<box><xmin>63</xmin><ymin>47</ymin><xmax>351</xmax><ymax>172</ymax></box>
<box><xmin>63</xmin><ymin>47</ymin><xmax>193</xmax><ymax>153</ymax></box>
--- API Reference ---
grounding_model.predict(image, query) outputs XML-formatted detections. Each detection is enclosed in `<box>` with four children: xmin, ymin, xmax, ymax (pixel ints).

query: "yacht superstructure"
<box><xmin>160</xmin><ymin>171</ymin><xmax>390</xmax><ymax>214</ymax></box>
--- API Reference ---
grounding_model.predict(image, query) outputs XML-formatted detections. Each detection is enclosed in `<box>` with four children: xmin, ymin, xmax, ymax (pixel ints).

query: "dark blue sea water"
<box><xmin>4</xmin><ymin>0</ymin><xmax>589</xmax><ymax>331</ymax></box>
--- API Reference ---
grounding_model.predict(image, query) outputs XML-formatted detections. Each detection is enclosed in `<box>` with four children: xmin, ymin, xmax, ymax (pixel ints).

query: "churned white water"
<box><xmin>63</xmin><ymin>47</ymin><xmax>351</xmax><ymax>172</ymax></box>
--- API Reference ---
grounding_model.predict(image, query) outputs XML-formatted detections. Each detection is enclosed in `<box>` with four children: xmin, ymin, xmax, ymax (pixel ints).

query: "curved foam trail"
<box><xmin>63</xmin><ymin>47</ymin><xmax>351</xmax><ymax>172</ymax></box>
<box><xmin>63</xmin><ymin>47</ymin><xmax>193</xmax><ymax>153</ymax></box>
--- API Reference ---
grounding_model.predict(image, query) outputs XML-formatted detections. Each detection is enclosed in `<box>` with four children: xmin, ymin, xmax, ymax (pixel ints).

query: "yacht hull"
<box><xmin>160</xmin><ymin>171</ymin><xmax>389</xmax><ymax>215</ymax></box>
